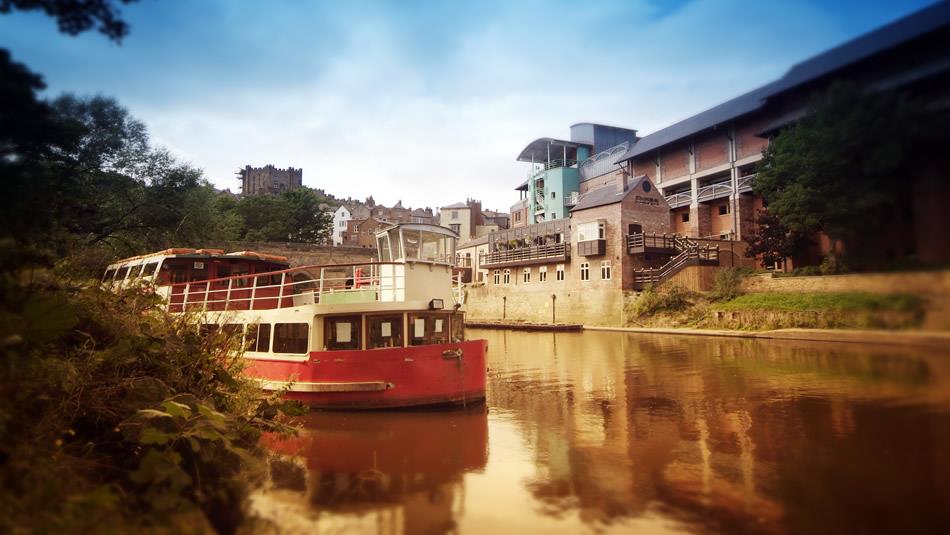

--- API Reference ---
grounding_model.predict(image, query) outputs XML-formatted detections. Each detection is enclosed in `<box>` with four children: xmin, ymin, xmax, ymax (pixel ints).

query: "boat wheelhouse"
<box><xmin>103</xmin><ymin>248</ymin><xmax>290</xmax><ymax>290</ymax></box>
<box><xmin>106</xmin><ymin>225</ymin><xmax>486</xmax><ymax>409</ymax></box>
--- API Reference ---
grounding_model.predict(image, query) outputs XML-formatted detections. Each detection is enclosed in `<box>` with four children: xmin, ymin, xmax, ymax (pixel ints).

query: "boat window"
<box><xmin>199</xmin><ymin>324</ymin><xmax>220</xmax><ymax>337</ymax></box>
<box><xmin>255</xmin><ymin>273</ymin><xmax>282</xmax><ymax>288</ymax></box>
<box><xmin>451</xmin><ymin>313</ymin><xmax>465</xmax><ymax>342</ymax></box>
<box><xmin>215</xmin><ymin>264</ymin><xmax>231</xmax><ymax>286</ymax></box>
<box><xmin>246</xmin><ymin>323</ymin><xmax>271</xmax><ymax>352</ymax></box>
<box><xmin>377</xmin><ymin>234</ymin><xmax>392</xmax><ymax>262</ymax></box>
<box><xmin>400</xmin><ymin>230</ymin><xmax>456</xmax><ymax>264</ymax></box>
<box><xmin>222</xmin><ymin>324</ymin><xmax>243</xmax><ymax>343</ymax></box>
<box><xmin>274</xmin><ymin>323</ymin><xmax>309</xmax><ymax>354</ymax></box>
<box><xmin>325</xmin><ymin>316</ymin><xmax>361</xmax><ymax>351</ymax></box>
<box><xmin>367</xmin><ymin>315</ymin><xmax>403</xmax><ymax>349</ymax></box>
<box><xmin>116</xmin><ymin>266</ymin><xmax>130</xmax><ymax>281</ymax></box>
<box><xmin>388</xmin><ymin>228</ymin><xmax>403</xmax><ymax>259</ymax></box>
<box><xmin>141</xmin><ymin>262</ymin><xmax>159</xmax><ymax>277</ymax></box>
<box><xmin>408</xmin><ymin>313</ymin><xmax>450</xmax><ymax>346</ymax></box>
<box><xmin>190</xmin><ymin>261</ymin><xmax>208</xmax><ymax>282</ymax></box>
<box><xmin>103</xmin><ymin>268</ymin><xmax>116</xmax><ymax>283</ymax></box>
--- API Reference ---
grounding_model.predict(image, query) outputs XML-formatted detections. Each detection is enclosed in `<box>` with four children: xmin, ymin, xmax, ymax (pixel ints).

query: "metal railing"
<box><xmin>697</xmin><ymin>182</ymin><xmax>732</xmax><ymax>202</ymax></box>
<box><xmin>529</xmin><ymin>158</ymin><xmax>579</xmax><ymax>179</ymax></box>
<box><xmin>578</xmin><ymin>142</ymin><xmax>629</xmax><ymax>180</ymax></box>
<box><xmin>164</xmin><ymin>262</ymin><xmax>410</xmax><ymax>313</ymax></box>
<box><xmin>736</xmin><ymin>173</ymin><xmax>755</xmax><ymax>193</ymax></box>
<box><xmin>665</xmin><ymin>191</ymin><xmax>692</xmax><ymax>209</ymax></box>
<box><xmin>479</xmin><ymin>242</ymin><xmax>569</xmax><ymax>267</ymax></box>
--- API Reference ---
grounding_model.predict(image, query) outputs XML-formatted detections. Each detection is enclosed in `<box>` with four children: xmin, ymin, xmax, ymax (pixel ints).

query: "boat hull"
<box><xmin>244</xmin><ymin>339</ymin><xmax>487</xmax><ymax>409</ymax></box>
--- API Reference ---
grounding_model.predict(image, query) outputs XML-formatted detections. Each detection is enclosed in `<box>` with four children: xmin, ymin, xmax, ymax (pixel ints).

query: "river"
<box><xmin>251</xmin><ymin>329</ymin><xmax>950</xmax><ymax>534</ymax></box>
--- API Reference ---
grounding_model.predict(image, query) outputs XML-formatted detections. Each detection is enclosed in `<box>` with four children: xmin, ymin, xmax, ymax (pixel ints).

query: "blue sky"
<box><xmin>0</xmin><ymin>0</ymin><xmax>937</xmax><ymax>210</ymax></box>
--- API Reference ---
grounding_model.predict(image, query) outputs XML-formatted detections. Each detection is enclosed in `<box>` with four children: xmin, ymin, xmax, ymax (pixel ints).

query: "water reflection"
<box><xmin>255</xmin><ymin>330</ymin><xmax>950</xmax><ymax>534</ymax></box>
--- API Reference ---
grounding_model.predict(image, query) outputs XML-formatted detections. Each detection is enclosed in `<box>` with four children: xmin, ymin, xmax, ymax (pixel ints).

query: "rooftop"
<box><xmin>571</xmin><ymin>175</ymin><xmax>650</xmax><ymax>212</ymax></box>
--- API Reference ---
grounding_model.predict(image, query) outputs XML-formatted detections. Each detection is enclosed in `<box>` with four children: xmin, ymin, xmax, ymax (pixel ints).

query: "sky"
<box><xmin>0</xmin><ymin>0</ymin><xmax>938</xmax><ymax>211</ymax></box>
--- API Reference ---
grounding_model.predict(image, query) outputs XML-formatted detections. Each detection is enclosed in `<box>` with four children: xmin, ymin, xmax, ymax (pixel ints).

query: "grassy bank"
<box><xmin>625</xmin><ymin>270</ymin><xmax>926</xmax><ymax>331</ymax></box>
<box><xmin>0</xmin><ymin>247</ymin><xmax>302</xmax><ymax>533</ymax></box>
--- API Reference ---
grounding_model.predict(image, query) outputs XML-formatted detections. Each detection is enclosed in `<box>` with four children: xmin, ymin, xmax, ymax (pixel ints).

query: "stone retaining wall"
<box><xmin>741</xmin><ymin>270</ymin><xmax>950</xmax><ymax>295</ymax></box>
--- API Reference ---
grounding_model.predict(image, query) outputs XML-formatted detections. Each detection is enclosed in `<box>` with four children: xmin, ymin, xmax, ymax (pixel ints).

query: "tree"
<box><xmin>754</xmin><ymin>81</ymin><xmax>928</xmax><ymax>262</ymax></box>
<box><xmin>743</xmin><ymin>210</ymin><xmax>805</xmax><ymax>269</ymax></box>
<box><xmin>1</xmin><ymin>0</ymin><xmax>136</xmax><ymax>42</ymax></box>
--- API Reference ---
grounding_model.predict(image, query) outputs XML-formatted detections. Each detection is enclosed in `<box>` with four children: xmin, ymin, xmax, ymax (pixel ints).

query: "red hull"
<box><xmin>244</xmin><ymin>339</ymin><xmax>487</xmax><ymax>409</ymax></box>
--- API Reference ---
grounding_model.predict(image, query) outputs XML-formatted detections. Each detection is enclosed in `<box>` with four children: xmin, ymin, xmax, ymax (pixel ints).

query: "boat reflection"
<box><xmin>255</xmin><ymin>406</ymin><xmax>488</xmax><ymax>533</ymax></box>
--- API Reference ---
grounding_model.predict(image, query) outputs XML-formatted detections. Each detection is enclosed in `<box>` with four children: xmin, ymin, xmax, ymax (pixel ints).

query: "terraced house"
<box><xmin>461</xmin><ymin>3</ymin><xmax>950</xmax><ymax>326</ymax></box>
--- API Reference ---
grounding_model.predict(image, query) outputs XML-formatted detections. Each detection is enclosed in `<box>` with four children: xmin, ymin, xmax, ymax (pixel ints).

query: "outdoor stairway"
<box><xmin>630</xmin><ymin>234</ymin><xmax>720</xmax><ymax>290</ymax></box>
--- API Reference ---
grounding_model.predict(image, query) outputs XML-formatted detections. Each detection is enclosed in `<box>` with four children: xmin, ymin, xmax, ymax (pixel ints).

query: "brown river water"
<box><xmin>251</xmin><ymin>329</ymin><xmax>950</xmax><ymax>534</ymax></box>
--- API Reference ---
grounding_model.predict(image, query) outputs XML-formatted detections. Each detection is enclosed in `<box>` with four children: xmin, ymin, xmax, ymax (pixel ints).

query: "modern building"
<box><xmin>237</xmin><ymin>165</ymin><xmax>303</xmax><ymax>196</ymax></box>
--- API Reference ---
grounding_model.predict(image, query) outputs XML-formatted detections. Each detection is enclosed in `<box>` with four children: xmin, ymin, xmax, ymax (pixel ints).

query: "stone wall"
<box><xmin>464</xmin><ymin>283</ymin><xmax>625</xmax><ymax>326</ymax></box>
<box><xmin>215</xmin><ymin>241</ymin><xmax>376</xmax><ymax>267</ymax></box>
<box><xmin>742</xmin><ymin>270</ymin><xmax>950</xmax><ymax>295</ymax></box>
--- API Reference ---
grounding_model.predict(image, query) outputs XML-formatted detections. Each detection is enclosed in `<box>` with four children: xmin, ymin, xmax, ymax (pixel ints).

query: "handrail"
<box><xmin>665</xmin><ymin>191</ymin><xmax>692</xmax><ymax>208</ymax></box>
<box><xmin>479</xmin><ymin>242</ymin><xmax>569</xmax><ymax>266</ymax></box>
<box><xmin>628</xmin><ymin>232</ymin><xmax>720</xmax><ymax>288</ymax></box>
<box><xmin>736</xmin><ymin>173</ymin><xmax>756</xmax><ymax>193</ymax></box>
<box><xmin>697</xmin><ymin>182</ymin><xmax>732</xmax><ymax>202</ymax></box>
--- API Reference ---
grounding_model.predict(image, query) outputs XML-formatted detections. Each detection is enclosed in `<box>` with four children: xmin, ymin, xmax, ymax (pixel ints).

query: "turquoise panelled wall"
<box><xmin>542</xmin><ymin>167</ymin><xmax>580</xmax><ymax>221</ymax></box>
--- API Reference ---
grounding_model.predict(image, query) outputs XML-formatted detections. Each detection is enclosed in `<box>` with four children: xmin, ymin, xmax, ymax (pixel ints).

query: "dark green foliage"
<box><xmin>754</xmin><ymin>82</ymin><xmax>939</xmax><ymax>265</ymax></box>
<box><xmin>744</xmin><ymin>210</ymin><xmax>806</xmax><ymax>269</ymax></box>
<box><xmin>0</xmin><ymin>0</ymin><xmax>136</xmax><ymax>42</ymax></box>
<box><xmin>0</xmin><ymin>246</ymin><xmax>304</xmax><ymax>532</ymax></box>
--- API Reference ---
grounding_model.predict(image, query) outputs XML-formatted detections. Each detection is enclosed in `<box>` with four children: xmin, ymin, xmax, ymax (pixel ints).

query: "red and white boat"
<box><xmin>103</xmin><ymin>224</ymin><xmax>487</xmax><ymax>409</ymax></box>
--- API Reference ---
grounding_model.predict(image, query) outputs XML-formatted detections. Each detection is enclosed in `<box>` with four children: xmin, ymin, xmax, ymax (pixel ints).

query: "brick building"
<box><xmin>237</xmin><ymin>165</ymin><xmax>303</xmax><ymax>196</ymax></box>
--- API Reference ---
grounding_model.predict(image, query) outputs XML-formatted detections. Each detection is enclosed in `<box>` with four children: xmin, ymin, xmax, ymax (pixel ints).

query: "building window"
<box><xmin>451</xmin><ymin>211</ymin><xmax>459</xmax><ymax>220</ymax></box>
<box><xmin>503</xmin><ymin>269</ymin><xmax>511</xmax><ymax>284</ymax></box>
<box><xmin>325</xmin><ymin>316</ymin><xmax>361</xmax><ymax>351</ymax></box>
<box><xmin>601</xmin><ymin>261</ymin><xmax>611</xmax><ymax>280</ymax></box>
<box><xmin>523</xmin><ymin>268</ymin><xmax>530</xmax><ymax>283</ymax></box>
<box><xmin>719</xmin><ymin>203</ymin><xmax>730</xmax><ymax>215</ymax></box>
<box><xmin>450</xmin><ymin>223</ymin><xmax>461</xmax><ymax>234</ymax></box>
<box><xmin>681</xmin><ymin>212</ymin><xmax>689</xmax><ymax>223</ymax></box>
<box><xmin>367</xmin><ymin>314</ymin><xmax>403</xmax><ymax>349</ymax></box>
<box><xmin>580</xmin><ymin>262</ymin><xmax>590</xmax><ymax>281</ymax></box>
<box><xmin>539</xmin><ymin>266</ymin><xmax>547</xmax><ymax>282</ymax></box>
<box><xmin>551</xmin><ymin>191</ymin><xmax>556</xmax><ymax>199</ymax></box>
<box><xmin>274</xmin><ymin>323</ymin><xmax>310</xmax><ymax>354</ymax></box>
<box><xmin>556</xmin><ymin>264</ymin><xmax>565</xmax><ymax>281</ymax></box>
<box><xmin>493</xmin><ymin>270</ymin><xmax>501</xmax><ymax>284</ymax></box>
<box><xmin>577</xmin><ymin>221</ymin><xmax>605</xmax><ymax>241</ymax></box>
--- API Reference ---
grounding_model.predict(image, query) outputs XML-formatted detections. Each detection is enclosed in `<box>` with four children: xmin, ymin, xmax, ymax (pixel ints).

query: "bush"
<box><xmin>819</xmin><ymin>255</ymin><xmax>849</xmax><ymax>275</ymax></box>
<box><xmin>710</xmin><ymin>268</ymin><xmax>745</xmax><ymax>301</ymax></box>
<box><xmin>0</xmin><ymin>248</ymin><xmax>303</xmax><ymax>533</ymax></box>
<box><xmin>630</xmin><ymin>284</ymin><xmax>693</xmax><ymax>317</ymax></box>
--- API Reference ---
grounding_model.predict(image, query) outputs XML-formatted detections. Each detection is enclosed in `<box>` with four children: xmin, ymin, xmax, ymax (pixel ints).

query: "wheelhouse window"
<box><xmin>450</xmin><ymin>313</ymin><xmax>464</xmax><ymax>342</ymax></box>
<box><xmin>367</xmin><ymin>314</ymin><xmax>404</xmax><ymax>349</ymax></box>
<box><xmin>141</xmin><ymin>262</ymin><xmax>159</xmax><ymax>277</ymax></box>
<box><xmin>274</xmin><ymin>323</ymin><xmax>309</xmax><ymax>354</ymax></box>
<box><xmin>116</xmin><ymin>266</ymin><xmax>130</xmax><ymax>281</ymax></box>
<box><xmin>103</xmin><ymin>268</ymin><xmax>116</xmax><ymax>283</ymax></box>
<box><xmin>399</xmin><ymin>228</ymin><xmax>456</xmax><ymax>264</ymax></box>
<box><xmin>325</xmin><ymin>316</ymin><xmax>361</xmax><ymax>351</ymax></box>
<box><xmin>409</xmin><ymin>313</ymin><xmax>450</xmax><ymax>346</ymax></box>
<box><xmin>246</xmin><ymin>323</ymin><xmax>271</xmax><ymax>352</ymax></box>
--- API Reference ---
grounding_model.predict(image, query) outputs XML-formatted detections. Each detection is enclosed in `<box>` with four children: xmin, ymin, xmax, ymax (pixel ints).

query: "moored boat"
<box><xmin>102</xmin><ymin>224</ymin><xmax>487</xmax><ymax>409</ymax></box>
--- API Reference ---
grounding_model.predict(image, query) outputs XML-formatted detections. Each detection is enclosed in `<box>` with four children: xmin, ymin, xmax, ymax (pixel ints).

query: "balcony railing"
<box><xmin>626</xmin><ymin>232</ymin><xmax>679</xmax><ymax>253</ymax></box>
<box><xmin>697</xmin><ymin>182</ymin><xmax>732</xmax><ymax>203</ymax></box>
<box><xmin>665</xmin><ymin>191</ymin><xmax>692</xmax><ymax>209</ymax></box>
<box><xmin>479</xmin><ymin>242</ymin><xmax>569</xmax><ymax>268</ymax></box>
<box><xmin>529</xmin><ymin>158</ymin><xmax>579</xmax><ymax>178</ymax></box>
<box><xmin>737</xmin><ymin>173</ymin><xmax>755</xmax><ymax>193</ymax></box>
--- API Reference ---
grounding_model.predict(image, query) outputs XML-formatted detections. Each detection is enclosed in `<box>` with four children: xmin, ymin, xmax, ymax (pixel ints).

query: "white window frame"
<box><xmin>503</xmin><ymin>269</ymin><xmax>510</xmax><ymax>285</ymax></box>
<box><xmin>576</xmin><ymin>220</ymin><xmax>605</xmax><ymax>242</ymax></box>
<box><xmin>580</xmin><ymin>262</ymin><xmax>590</xmax><ymax>281</ymax></box>
<box><xmin>556</xmin><ymin>264</ymin><xmax>565</xmax><ymax>281</ymax></box>
<box><xmin>493</xmin><ymin>270</ymin><xmax>501</xmax><ymax>285</ymax></box>
<box><xmin>601</xmin><ymin>260</ymin><xmax>611</xmax><ymax>280</ymax></box>
<box><xmin>522</xmin><ymin>267</ymin><xmax>530</xmax><ymax>283</ymax></box>
<box><xmin>539</xmin><ymin>265</ymin><xmax>547</xmax><ymax>282</ymax></box>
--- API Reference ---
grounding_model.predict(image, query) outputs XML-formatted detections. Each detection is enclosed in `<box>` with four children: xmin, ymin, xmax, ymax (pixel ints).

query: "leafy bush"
<box><xmin>630</xmin><ymin>284</ymin><xmax>694</xmax><ymax>317</ymax></box>
<box><xmin>710</xmin><ymin>268</ymin><xmax>745</xmax><ymax>302</ymax></box>
<box><xmin>0</xmin><ymin>247</ymin><xmax>303</xmax><ymax>533</ymax></box>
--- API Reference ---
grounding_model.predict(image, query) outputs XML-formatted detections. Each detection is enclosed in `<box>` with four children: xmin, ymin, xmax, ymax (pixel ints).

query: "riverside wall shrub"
<box><xmin>0</xmin><ymin>246</ymin><xmax>303</xmax><ymax>533</ymax></box>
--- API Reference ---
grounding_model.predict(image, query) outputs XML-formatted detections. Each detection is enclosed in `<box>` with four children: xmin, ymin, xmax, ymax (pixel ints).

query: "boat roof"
<box><xmin>379</xmin><ymin>223</ymin><xmax>460</xmax><ymax>239</ymax></box>
<box><xmin>109</xmin><ymin>248</ymin><xmax>290</xmax><ymax>266</ymax></box>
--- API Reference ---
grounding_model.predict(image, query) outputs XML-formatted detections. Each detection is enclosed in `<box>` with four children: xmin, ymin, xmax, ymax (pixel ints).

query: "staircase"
<box><xmin>631</xmin><ymin>234</ymin><xmax>719</xmax><ymax>290</ymax></box>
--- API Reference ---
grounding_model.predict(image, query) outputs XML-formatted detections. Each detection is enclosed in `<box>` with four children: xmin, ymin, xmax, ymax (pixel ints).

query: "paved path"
<box><xmin>583</xmin><ymin>326</ymin><xmax>950</xmax><ymax>349</ymax></box>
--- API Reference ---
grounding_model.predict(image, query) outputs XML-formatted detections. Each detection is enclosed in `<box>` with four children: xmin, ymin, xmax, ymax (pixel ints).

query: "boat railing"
<box><xmin>165</xmin><ymin>262</ymin><xmax>411</xmax><ymax>313</ymax></box>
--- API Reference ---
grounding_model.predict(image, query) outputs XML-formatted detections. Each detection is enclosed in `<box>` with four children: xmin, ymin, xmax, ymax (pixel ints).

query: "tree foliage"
<box><xmin>0</xmin><ymin>0</ymin><xmax>136</xmax><ymax>41</ymax></box>
<box><xmin>753</xmin><ymin>82</ymin><xmax>932</xmax><ymax>258</ymax></box>
<box><xmin>744</xmin><ymin>210</ymin><xmax>805</xmax><ymax>269</ymax></box>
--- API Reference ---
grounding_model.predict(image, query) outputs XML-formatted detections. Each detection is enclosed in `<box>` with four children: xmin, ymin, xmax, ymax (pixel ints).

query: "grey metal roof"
<box><xmin>517</xmin><ymin>137</ymin><xmax>591</xmax><ymax>163</ymax></box>
<box><xmin>571</xmin><ymin>175</ymin><xmax>648</xmax><ymax>212</ymax></box>
<box><xmin>614</xmin><ymin>1</ymin><xmax>950</xmax><ymax>164</ymax></box>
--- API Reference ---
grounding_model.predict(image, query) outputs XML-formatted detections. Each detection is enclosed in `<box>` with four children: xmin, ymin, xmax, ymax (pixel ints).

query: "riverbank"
<box><xmin>583</xmin><ymin>325</ymin><xmax>950</xmax><ymax>349</ymax></box>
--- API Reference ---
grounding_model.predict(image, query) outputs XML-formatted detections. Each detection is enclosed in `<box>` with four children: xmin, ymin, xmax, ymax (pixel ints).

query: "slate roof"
<box><xmin>441</xmin><ymin>202</ymin><xmax>468</xmax><ymax>209</ymax></box>
<box><xmin>613</xmin><ymin>1</ymin><xmax>950</xmax><ymax>164</ymax></box>
<box><xmin>571</xmin><ymin>175</ymin><xmax>648</xmax><ymax>212</ymax></box>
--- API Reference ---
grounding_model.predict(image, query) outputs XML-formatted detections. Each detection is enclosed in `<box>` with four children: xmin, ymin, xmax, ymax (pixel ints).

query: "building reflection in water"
<box><xmin>486</xmin><ymin>330</ymin><xmax>950</xmax><ymax>534</ymax></box>
<box><xmin>254</xmin><ymin>407</ymin><xmax>488</xmax><ymax>534</ymax></box>
<box><xmin>253</xmin><ymin>331</ymin><xmax>950</xmax><ymax>534</ymax></box>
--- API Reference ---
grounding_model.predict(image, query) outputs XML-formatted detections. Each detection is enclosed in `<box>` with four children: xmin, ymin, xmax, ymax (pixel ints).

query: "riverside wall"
<box><xmin>741</xmin><ymin>270</ymin><xmax>950</xmax><ymax>295</ymax></box>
